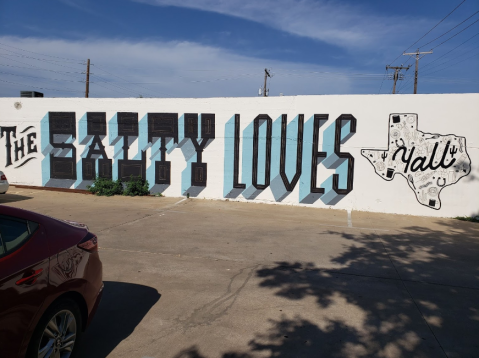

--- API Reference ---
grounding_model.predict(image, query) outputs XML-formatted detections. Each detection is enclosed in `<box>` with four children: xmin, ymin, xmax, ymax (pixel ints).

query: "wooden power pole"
<box><xmin>263</xmin><ymin>68</ymin><xmax>271</xmax><ymax>97</ymax></box>
<box><xmin>403</xmin><ymin>49</ymin><xmax>433</xmax><ymax>94</ymax></box>
<box><xmin>386</xmin><ymin>64</ymin><xmax>411</xmax><ymax>94</ymax></box>
<box><xmin>85</xmin><ymin>59</ymin><xmax>90</xmax><ymax>98</ymax></box>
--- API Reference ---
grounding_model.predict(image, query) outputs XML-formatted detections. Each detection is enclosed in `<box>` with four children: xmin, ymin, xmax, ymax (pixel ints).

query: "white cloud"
<box><xmin>133</xmin><ymin>0</ymin><xmax>430</xmax><ymax>50</ymax></box>
<box><xmin>0</xmin><ymin>36</ymin><xmax>377</xmax><ymax>98</ymax></box>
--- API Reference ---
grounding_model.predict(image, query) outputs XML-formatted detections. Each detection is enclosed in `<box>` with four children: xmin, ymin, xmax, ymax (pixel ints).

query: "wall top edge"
<box><xmin>1</xmin><ymin>93</ymin><xmax>478</xmax><ymax>101</ymax></box>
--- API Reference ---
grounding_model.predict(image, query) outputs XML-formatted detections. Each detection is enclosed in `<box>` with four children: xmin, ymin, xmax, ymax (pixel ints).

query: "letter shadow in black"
<box><xmin>178</xmin><ymin>135</ymin><xmax>213</xmax><ymax>198</ymax></box>
<box><xmin>299</xmin><ymin>155</ymin><xmax>327</xmax><ymax>204</ymax></box>
<box><xmin>46</xmin><ymin>141</ymin><xmax>76</xmax><ymax>189</ymax></box>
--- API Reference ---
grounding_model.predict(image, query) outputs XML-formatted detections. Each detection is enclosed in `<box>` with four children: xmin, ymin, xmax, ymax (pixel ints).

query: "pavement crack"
<box><xmin>98</xmin><ymin>246</ymin><xmax>247</xmax><ymax>263</ymax></box>
<box><xmin>179</xmin><ymin>264</ymin><xmax>259</xmax><ymax>331</ymax></box>
<box><xmin>97</xmin><ymin>199</ymin><xmax>189</xmax><ymax>233</ymax></box>
<box><xmin>99</xmin><ymin>247</ymin><xmax>479</xmax><ymax>291</ymax></box>
<box><xmin>97</xmin><ymin>213</ymin><xmax>156</xmax><ymax>233</ymax></box>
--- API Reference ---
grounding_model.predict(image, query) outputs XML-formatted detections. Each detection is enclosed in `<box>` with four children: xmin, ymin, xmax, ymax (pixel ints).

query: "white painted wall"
<box><xmin>0</xmin><ymin>94</ymin><xmax>477</xmax><ymax>218</ymax></box>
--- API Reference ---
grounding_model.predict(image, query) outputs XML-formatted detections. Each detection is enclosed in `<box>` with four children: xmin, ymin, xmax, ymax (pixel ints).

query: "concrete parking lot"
<box><xmin>2</xmin><ymin>187</ymin><xmax>479</xmax><ymax>358</ymax></box>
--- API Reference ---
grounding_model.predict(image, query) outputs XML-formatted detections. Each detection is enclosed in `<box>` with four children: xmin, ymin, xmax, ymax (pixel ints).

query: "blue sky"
<box><xmin>0</xmin><ymin>0</ymin><xmax>478</xmax><ymax>97</ymax></box>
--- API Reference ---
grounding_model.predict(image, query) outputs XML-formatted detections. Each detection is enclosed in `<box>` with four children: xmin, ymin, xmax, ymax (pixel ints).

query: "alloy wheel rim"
<box><xmin>38</xmin><ymin>309</ymin><xmax>77</xmax><ymax>358</ymax></box>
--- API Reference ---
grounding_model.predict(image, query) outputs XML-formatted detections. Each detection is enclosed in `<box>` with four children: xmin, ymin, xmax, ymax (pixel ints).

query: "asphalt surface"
<box><xmin>2</xmin><ymin>187</ymin><xmax>479</xmax><ymax>358</ymax></box>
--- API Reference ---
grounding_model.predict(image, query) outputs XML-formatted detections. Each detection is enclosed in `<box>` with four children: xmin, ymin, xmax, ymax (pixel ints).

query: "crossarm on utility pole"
<box><xmin>386</xmin><ymin>65</ymin><xmax>411</xmax><ymax>94</ymax></box>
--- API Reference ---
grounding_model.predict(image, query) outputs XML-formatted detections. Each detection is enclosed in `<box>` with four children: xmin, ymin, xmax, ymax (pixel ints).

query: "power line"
<box><xmin>0</xmin><ymin>70</ymin><xmax>85</xmax><ymax>83</ymax></box>
<box><xmin>0</xmin><ymin>78</ymin><xmax>85</xmax><ymax>93</ymax></box>
<box><xmin>277</xmin><ymin>69</ymin><xmax>385</xmax><ymax>76</ymax></box>
<box><xmin>388</xmin><ymin>0</ymin><xmax>467</xmax><ymax>65</ymax></box>
<box><xmin>421</xmin><ymin>49</ymin><xmax>479</xmax><ymax>76</ymax></box>
<box><xmin>422</xmin><ymin>32</ymin><xmax>479</xmax><ymax>68</ymax></box>
<box><xmin>378</xmin><ymin>68</ymin><xmax>388</xmax><ymax>93</ymax></box>
<box><xmin>0</xmin><ymin>41</ymin><xmax>151</xmax><ymax>97</ymax></box>
<box><xmin>190</xmin><ymin>73</ymin><xmax>257</xmax><ymax>83</ymax></box>
<box><xmin>89</xmin><ymin>74</ymin><xmax>149</xmax><ymax>97</ymax></box>
<box><xmin>0</xmin><ymin>46</ymin><xmax>85</xmax><ymax>65</ymax></box>
<box><xmin>0</xmin><ymin>51</ymin><xmax>87</xmax><ymax>95</ymax></box>
<box><xmin>431</xmin><ymin>18</ymin><xmax>479</xmax><ymax>50</ymax></box>
<box><xmin>394</xmin><ymin>72</ymin><xmax>479</xmax><ymax>93</ymax></box>
<box><xmin>87</xmin><ymin>80</ymin><xmax>141</xmax><ymax>97</ymax></box>
<box><xmin>274</xmin><ymin>72</ymin><xmax>384</xmax><ymax>79</ymax></box>
<box><xmin>420</xmin><ymin>77</ymin><xmax>479</xmax><ymax>84</ymax></box>
<box><xmin>398</xmin><ymin>75</ymin><xmax>478</xmax><ymax>83</ymax></box>
<box><xmin>0</xmin><ymin>49</ymin><xmax>86</xmax><ymax>71</ymax></box>
<box><xmin>0</xmin><ymin>55</ymin><xmax>85</xmax><ymax>80</ymax></box>
<box><xmin>398</xmin><ymin>54</ymin><xmax>478</xmax><ymax>92</ymax></box>
<box><xmin>0</xmin><ymin>62</ymin><xmax>84</xmax><ymax>74</ymax></box>
<box><xmin>402</xmin><ymin>56</ymin><xmax>413</xmax><ymax>67</ymax></box>
<box><xmin>421</xmin><ymin>44</ymin><xmax>479</xmax><ymax>74</ymax></box>
<box><xmin>396</xmin><ymin>75</ymin><xmax>414</xmax><ymax>93</ymax></box>
<box><xmin>0</xmin><ymin>41</ymin><xmax>82</xmax><ymax>62</ymax></box>
<box><xmin>89</xmin><ymin>71</ymin><xmax>169</xmax><ymax>97</ymax></box>
<box><xmin>91</xmin><ymin>63</ymin><xmax>164</xmax><ymax>97</ymax></box>
<box><xmin>85</xmin><ymin>68</ymin><xmax>394</xmax><ymax>81</ymax></box>
<box><xmin>417</xmin><ymin>11</ymin><xmax>479</xmax><ymax>49</ymax></box>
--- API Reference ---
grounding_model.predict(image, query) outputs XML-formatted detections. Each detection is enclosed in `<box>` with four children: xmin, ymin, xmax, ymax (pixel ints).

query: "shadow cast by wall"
<box><xmin>0</xmin><ymin>193</ymin><xmax>33</xmax><ymax>203</ymax></box>
<box><xmin>76</xmin><ymin>281</ymin><xmax>160</xmax><ymax>358</ymax></box>
<box><xmin>172</xmin><ymin>220</ymin><xmax>479</xmax><ymax>358</ymax></box>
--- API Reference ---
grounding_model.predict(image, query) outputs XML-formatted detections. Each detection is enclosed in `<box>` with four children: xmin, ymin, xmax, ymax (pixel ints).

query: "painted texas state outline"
<box><xmin>362</xmin><ymin>113</ymin><xmax>471</xmax><ymax>210</ymax></box>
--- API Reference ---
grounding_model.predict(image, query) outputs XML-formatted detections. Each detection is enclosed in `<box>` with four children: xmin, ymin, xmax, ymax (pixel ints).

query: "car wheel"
<box><xmin>27</xmin><ymin>299</ymin><xmax>82</xmax><ymax>358</ymax></box>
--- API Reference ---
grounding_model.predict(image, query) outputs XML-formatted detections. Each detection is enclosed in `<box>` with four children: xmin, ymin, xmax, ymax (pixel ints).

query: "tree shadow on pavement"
<box><xmin>77</xmin><ymin>281</ymin><xmax>160</xmax><ymax>358</ymax></box>
<box><xmin>173</xmin><ymin>220</ymin><xmax>479</xmax><ymax>358</ymax></box>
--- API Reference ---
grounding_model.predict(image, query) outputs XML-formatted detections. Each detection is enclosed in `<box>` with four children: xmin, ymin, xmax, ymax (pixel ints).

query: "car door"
<box><xmin>0</xmin><ymin>214</ymin><xmax>50</xmax><ymax>358</ymax></box>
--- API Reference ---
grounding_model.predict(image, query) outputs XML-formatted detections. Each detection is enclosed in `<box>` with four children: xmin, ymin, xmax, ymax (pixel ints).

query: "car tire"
<box><xmin>26</xmin><ymin>298</ymin><xmax>82</xmax><ymax>358</ymax></box>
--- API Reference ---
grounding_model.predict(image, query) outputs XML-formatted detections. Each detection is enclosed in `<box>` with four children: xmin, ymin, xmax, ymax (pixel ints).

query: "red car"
<box><xmin>0</xmin><ymin>205</ymin><xmax>103</xmax><ymax>358</ymax></box>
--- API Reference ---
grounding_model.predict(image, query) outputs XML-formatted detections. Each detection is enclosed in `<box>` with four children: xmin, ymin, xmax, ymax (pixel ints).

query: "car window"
<box><xmin>0</xmin><ymin>235</ymin><xmax>4</xmax><ymax>256</ymax></box>
<box><xmin>0</xmin><ymin>216</ymin><xmax>39</xmax><ymax>256</ymax></box>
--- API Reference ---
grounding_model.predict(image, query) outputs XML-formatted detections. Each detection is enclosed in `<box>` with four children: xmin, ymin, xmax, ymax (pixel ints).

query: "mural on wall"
<box><xmin>43</xmin><ymin>112</ymin><xmax>77</xmax><ymax>188</ymax></box>
<box><xmin>0</xmin><ymin>125</ymin><xmax>38</xmax><ymax>168</ymax></box>
<box><xmin>184</xmin><ymin>113</ymin><xmax>215</xmax><ymax>187</ymax></box>
<box><xmin>83</xmin><ymin>112</ymin><xmax>111</xmax><ymax>180</ymax></box>
<box><xmin>1</xmin><ymin>94</ymin><xmax>477</xmax><ymax>217</ymax></box>
<box><xmin>362</xmin><ymin>113</ymin><xmax>471</xmax><ymax>210</ymax></box>
<box><xmin>223</xmin><ymin>113</ymin><xmax>356</xmax><ymax>204</ymax></box>
<box><xmin>148</xmin><ymin>112</ymin><xmax>178</xmax><ymax>186</ymax></box>
<box><xmin>117</xmin><ymin>112</ymin><xmax>146</xmax><ymax>181</ymax></box>
<box><xmin>2</xmin><ymin>110</ymin><xmax>358</xmax><ymax>206</ymax></box>
<box><xmin>0</xmin><ymin>110</ymin><xmax>359</xmax><ymax>205</ymax></box>
<box><xmin>34</xmin><ymin>111</ymin><xmax>218</xmax><ymax>192</ymax></box>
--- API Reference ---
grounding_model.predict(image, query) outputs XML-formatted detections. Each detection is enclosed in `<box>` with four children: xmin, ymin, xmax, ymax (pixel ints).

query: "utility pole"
<box><xmin>403</xmin><ymin>49</ymin><xmax>433</xmax><ymax>94</ymax></box>
<box><xmin>263</xmin><ymin>68</ymin><xmax>271</xmax><ymax>97</ymax></box>
<box><xmin>386</xmin><ymin>64</ymin><xmax>411</xmax><ymax>94</ymax></box>
<box><xmin>85</xmin><ymin>59</ymin><xmax>90</xmax><ymax>98</ymax></box>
